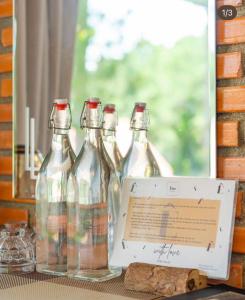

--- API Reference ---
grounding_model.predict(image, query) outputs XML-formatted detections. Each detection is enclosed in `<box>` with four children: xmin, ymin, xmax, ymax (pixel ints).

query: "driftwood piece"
<box><xmin>124</xmin><ymin>263</ymin><xmax>207</xmax><ymax>297</ymax></box>
<box><xmin>199</xmin><ymin>275</ymin><xmax>208</xmax><ymax>290</ymax></box>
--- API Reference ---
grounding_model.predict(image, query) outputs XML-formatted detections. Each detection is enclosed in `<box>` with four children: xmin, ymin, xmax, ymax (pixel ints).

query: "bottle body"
<box><xmin>102</xmin><ymin>104</ymin><xmax>123</xmax><ymax>177</ymax></box>
<box><xmin>102</xmin><ymin>104</ymin><xmax>122</xmax><ymax>254</ymax></box>
<box><xmin>103</xmin><ymin>143</ymin><xmax>121</xmax><ymax>256</ymax></box>
<box><xmin>122</xmin><ymin>130</ymin><xmax>161</xmax><ymax>179</ymax></box>
<box><xmin>36</xmin><ymin>99</ymin><xmax>75</xmax><ymax>276</ymax></box>
<box><xmin>103</xmin><ymin>133</ymin><xmax>123</xmax><ymax>177</ymax></box>
<box><xmin>121</xmin><ymin>103</ymin><xmax>161</xmax><ymax>180</ymax></box>
<box><xmin>36</xmin><ymin>133</ymin><xmax>75</xmax><ymax>275</ymax></box>
<box><xmin>67</xmin><ymin>129</ymin><xmax>121</xmax><ymax>281</ymax></box>
<box><xmin>67</xmin><ymin>99</ymin><xmax>121</xmax><ymax>281</ymax></box>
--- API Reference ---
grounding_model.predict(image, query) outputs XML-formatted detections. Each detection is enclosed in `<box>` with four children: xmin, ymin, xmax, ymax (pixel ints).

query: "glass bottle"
<box><xmin>121</xmin><ymin>102</ymin><xmax>161</xmax><ymax>180</ymax></box>
<box><xmin>67</xmin><ymin>97</ymin><xmax>122</xmax><ymax>282</ymax></box>
<box><xmin>36</xmin><ymin>99</ymin><xmax>75</xmax><ymax>276</ymax></box>
<box><xmin>102</xmin><ymin>104</ymin><xmax>122</xmax><ymax>255</ymax></box>
<box><xmin>102</xmin><ymin>104</ymin><xmax>123</xmax><ymax>177</ymax></box>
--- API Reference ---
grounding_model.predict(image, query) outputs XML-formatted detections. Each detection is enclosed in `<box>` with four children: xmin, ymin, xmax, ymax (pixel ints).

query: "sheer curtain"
<box><xmin>15</xmin><ymin>0</ymin><xmax>78</xmax><ymax>154</ymax></box>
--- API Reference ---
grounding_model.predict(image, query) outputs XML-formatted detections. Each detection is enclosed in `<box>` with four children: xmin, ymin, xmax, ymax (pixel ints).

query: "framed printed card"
<box><xmin>110</xmin><ymin>177</ymin><xmax>237</xmax><ymax>280</ymax></box>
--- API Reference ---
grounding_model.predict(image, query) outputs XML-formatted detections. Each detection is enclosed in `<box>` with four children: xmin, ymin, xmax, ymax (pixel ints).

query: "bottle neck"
<box><xmin>51</xmin><ymin>130</ymin><xmax>71</xmax><ymax>151</ymax></box>
<box><xmin>132</xmin><ymin>129</ymin><xmax>148</xmax><ymax>143</ymax></box>
<box><xmin>84</xmin><ymin>127</ymin><xmax>102</xmax><ymax>147</ymax></box>
<box><xmin>53</xmin><ymin>128</ymin><xmax>69</xmax><ymax>135</ymax></box>
<box><xmin>103</xmin><ymin>129</ymin><xmax>116</xmax><ymax>139</ymax></box>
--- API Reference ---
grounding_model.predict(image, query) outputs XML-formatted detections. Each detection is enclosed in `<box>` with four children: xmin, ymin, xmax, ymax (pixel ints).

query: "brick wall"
<box><xmin>214</xmin><ymin>0</ymin><xmax>245</xmax><ymax>288</ymax></box>
<box><xmin>0</xmin><ymin>0</ymin><xmax>32</xmax><ymax>223</ymax></box>
<box><xmin>0</xmin><ymin>0</ymin><xmax>245</xmax><ymax>287</ymax></box>
<box><xmin>0</xmin><ymin>0</ymin><xmax>12</xmax><ymax>196</ymax></box>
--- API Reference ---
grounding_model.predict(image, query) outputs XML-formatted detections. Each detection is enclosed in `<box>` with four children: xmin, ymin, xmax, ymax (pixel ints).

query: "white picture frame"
<box><xmin>110</xmin><ymin>177</ymin><xmax>237</xmax><ymax>280</ymax></box>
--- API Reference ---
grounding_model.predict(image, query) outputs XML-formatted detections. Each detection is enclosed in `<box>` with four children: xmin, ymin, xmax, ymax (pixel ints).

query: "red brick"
<box><xmin>217</xmin><ymin>121</ymin><xmax>239</xmax><ymax>147</ymax></box>
<box><xmin>0</xmin><ymin>78</ymin><xmax>12</xmax><ymax>97</ymax></box>
<box><xmin>0</xmin><ymin>0</ymin><xmax>12</xmax><ymax>18</ymax></box>
<box><xmin>217</xmin><ymin>0</ymin><xmax>242</xmax><ymax>8</ymax></box>
<box><xmin>0</xmin><ymin>156</ymin><xmax>12</xmax><ymax>175</ymax></box>
<box><xmin>0</xmin><ymin>53</ymin><xmax>12</xmax><ymax>73</ymax></box>
<box><xmin>217</xmin><ymin>52</ymin><xmax>242</xmax><ymax>79</ymax></box>
<box><xmin>233</xmin><ymin>227</ymin><xmax>245</xmax><ymax>254</ymax></box>
<box><xmin>218</xmin><ymin>157</ymin><xmax>245</xmax><ymax>181</ymax></box>
<box><xmin>236</xmin><ymin>191</ymin><xmax>243</xmax><ymax>219</ymax></box>
<box><xmin>0</xmin><ymin>181</ymin><xmax>12</xmax><ymax>200</ymax></box>
<box><xmin>0</xmin><ymin>207</ymin><xmax>28</xmax><ymax>225</ymax></box>
<box><xmin>0</xmin><ymin>130</ymin><xmax>12</xmax><ymax>149</ymax></box>
<box><xmin>217</xmin><ymin>86</ymin><xmax>245</xmax><ymax>113</ymax></box>
<box><xmin>1</xmin><ymin>27</ymin><xmax>12</xmax><ymax>47</ymax></box>
<box><xmin>0</xmin><ymin>103</ymin><xmax>12</xmax><ymax>122</ymax></box>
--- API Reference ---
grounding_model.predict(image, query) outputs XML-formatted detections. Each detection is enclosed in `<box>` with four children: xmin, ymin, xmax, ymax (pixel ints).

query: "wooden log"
<box><xmin>199</xmin><ymin>275</ymin><xmax>207</xmax><ymax>289</ymax></box>
<box><xmin>124</xmin><ymin>263</ymin><xmax>207</xmax><ymax>297</ymax></box>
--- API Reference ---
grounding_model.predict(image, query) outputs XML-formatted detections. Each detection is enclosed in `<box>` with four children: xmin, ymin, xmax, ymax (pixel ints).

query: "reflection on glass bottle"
<box><xmin>35</xmin><ymin>99</ymin><xmax>75</xmax><ymax>276</ymax></box>
<box><xmin>67</xmin><ymin>98</ymin><xmax>122</xmax><ymax>282</ymax></box>
<box><xmin>102</xmin><ymin>104</ymin><xmax>122</xmax><ymax>255</ymax></box>
<box><xmin>121</xmin><ymin>102</ymin><xmax>161</xmax><ymax>180</ymax></box>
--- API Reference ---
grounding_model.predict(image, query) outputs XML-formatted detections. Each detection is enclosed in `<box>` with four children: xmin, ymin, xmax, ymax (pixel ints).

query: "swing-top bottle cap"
<box><xmin>135</xmin><ymin>102</ymin><xmax>146</xmax><ymax>113</ymax></box>
<box><xmin>49</xmin><ymin>98</ymin><xmax>71</xmax><ymax>130</ymax></box>
<box><xmin>54</xmin><ymin>98</ymin><xmax>68</xmax><ymax>110</ymax></box>
<box><xmin>81</xmin><ymin>97</ymin><xmax>102</xmax><ymax>128</ymax></box>
<box><xmin>103</xmin><ymin>104</ymin><xmax>117</xmax><ymax>130</ymax></box>
<box><xmin>86</xmin><ymin>97</ymin><xmax>100</xmax><ymax>109</ymax></box>
<box><xmin>130</xmin><ymin>102</ymin><xmax>149</xmax><ymax>130</ymax></box>
<box><xmin>103</xmin><ymin>104</ymin><xmax>115</xmax><ymax>114</ymax></box>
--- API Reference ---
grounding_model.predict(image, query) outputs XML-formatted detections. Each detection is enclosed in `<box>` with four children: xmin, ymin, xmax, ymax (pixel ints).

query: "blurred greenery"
<box><xmin>71</xmin><ymin>0</ymin><xmax>209</xmax><ymax>176</ymax></box>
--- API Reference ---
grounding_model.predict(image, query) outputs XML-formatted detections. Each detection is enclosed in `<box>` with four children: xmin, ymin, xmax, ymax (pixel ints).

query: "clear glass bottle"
<box><xmin>121</xmin><ymin>102</ymin><xmax>161</xmax><ymax>180</ymax></box>
<box><xmin>36</xmin><ymin>99</ymin><xmax>75</xmax><ymax>276</ymax></box>
<box><xmin>102</xmin><ymin>104</ymin><xmax>123</xmax><ymax>177</ymax></box>
<box><xmin>102</xmin><ymin>104</ymin><xmax>122</xmax><ymax>255</ymax></box>
<box><xmin>67</xmin><ymin>98</ymin><xmax>122</xmax><ymax>282</ymax></box>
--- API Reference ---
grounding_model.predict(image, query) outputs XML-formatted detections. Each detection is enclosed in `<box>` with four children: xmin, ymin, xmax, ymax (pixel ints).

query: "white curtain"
<box><xmin>15</xmin><ymin>0</ymin><xmax>78</xmax><ymax>154</ymax></box>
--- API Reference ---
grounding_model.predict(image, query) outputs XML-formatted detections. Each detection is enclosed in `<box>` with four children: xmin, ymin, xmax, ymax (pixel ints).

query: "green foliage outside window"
<box><xmin>71</xmin><ymin>0</ymin><xmax>209</xmax><ymax>176</ymax></box>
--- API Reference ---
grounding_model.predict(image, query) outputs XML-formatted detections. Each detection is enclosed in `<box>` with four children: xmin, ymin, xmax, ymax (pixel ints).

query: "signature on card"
<box><xmin>153</xmin><ymin>244</ymin><xmax>181</xmax><ymax>261</ymax></box>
